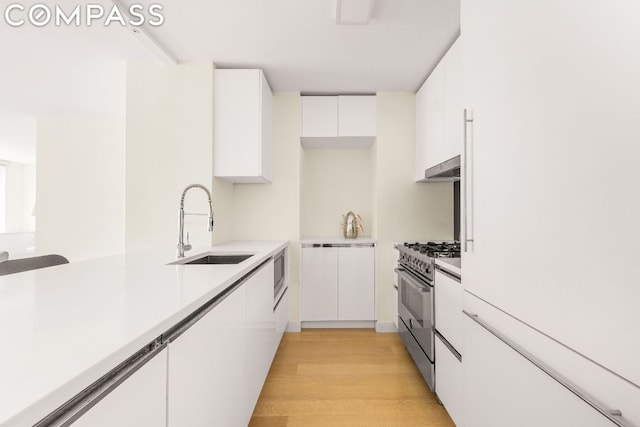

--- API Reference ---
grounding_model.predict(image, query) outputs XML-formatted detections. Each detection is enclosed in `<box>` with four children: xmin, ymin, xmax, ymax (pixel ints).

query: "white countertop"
<box><xmin>0</xmin><ymin>240</ymin><xmax>287</xmax><ymax>427</ymax></box>
<box><xmin>435</xmin><ymin>257</ymin><xmax>462</xmax><ymax>277</ymax></box>
<box><xmin>300</xmin><ymin>237</ymin><xmax>377</xmax><ymax>245</ymax></box>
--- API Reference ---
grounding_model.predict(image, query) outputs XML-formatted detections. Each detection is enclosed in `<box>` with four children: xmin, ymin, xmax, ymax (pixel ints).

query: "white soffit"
<box><xmin>334</xmin><ymin>0</ymin><xmax>375</xmax><ymax>25</ymax></box>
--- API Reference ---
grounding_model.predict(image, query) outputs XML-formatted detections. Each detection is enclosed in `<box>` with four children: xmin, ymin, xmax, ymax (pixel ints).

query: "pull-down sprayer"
<box><xmin>177</xmin><ymin>184</ymin><xmax>214</xmax><ymax>258</ymax></box>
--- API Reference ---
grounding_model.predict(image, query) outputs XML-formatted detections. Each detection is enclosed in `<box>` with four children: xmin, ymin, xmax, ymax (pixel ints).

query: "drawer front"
<box><xmin>435</xmin><ymin>334</ymin><xmax>463</xmax><ymax>427</ymax></box>
<box><xmin>435</xmin><ymin>269</ymin><xmax>463</xmax><ymax>352</ymax></box>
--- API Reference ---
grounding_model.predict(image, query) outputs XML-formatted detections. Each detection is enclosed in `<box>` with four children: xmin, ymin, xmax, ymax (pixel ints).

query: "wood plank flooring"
<box><xmin>249</xmin><ymin>329</ymin><xmax>455</xmax><ymax>427</ymax></box>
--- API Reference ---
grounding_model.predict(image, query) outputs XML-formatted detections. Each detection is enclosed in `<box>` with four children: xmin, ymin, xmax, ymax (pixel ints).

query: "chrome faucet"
<box><xmin>177</xmin><ymin>184</ymin><xmax>214</xmax><ymax>258</ymax></box>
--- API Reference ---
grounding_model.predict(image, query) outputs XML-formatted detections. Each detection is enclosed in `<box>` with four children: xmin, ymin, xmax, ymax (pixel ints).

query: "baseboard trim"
<box><xmin>286</xmin><ymin>321</ymin><xmax>301</xmax><ymax>332</ymax></box>
<box><xmin>375</xmin><ymin>321</ymin><xmax>398</xmax><ymax>333</ymax></box>
<box><xmin>301</xmin><ymin>321</ymin><xmax>375</xmax><ymax>329</ymax></box>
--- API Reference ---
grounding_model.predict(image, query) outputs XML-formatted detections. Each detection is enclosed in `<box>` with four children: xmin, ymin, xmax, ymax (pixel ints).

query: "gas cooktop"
<box><xmin>401</xmin><ymin>241</ymin><xmax>461</xmax><ymax>258</ymax></box>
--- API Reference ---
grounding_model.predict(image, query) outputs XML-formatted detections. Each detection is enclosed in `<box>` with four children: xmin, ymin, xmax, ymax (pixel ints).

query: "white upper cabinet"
<box><xmin>301</xmin><ymin>95</ymin><xmax>376</xmax><ymax>148</ymax></box>
<box><xmin>443</xmin><ymin>38</ymin><xmax>464</xmax><ymax>163</ymax></box>
<box><xmin>415</xmin><ymin>56</ymin><xmax>445</xmax><ymax>180</ymax></box>
<box><xmin>338</xmin><ymin>95</ymin><xmax>377</xmax><ymax>137</ymax></box>
<box><xmin>415</xmin><ymin>37</ymin><xmax>463</xmax><ymax>181</ymax></box>
<box><xmin>214</xmin><ymin>69</ymin><xmax>273</xmax><ymax>183</ymax></box>
<box><xmin>302</xmin><ymin>96</ymin><xmax>338</xmax><ymax>137</ymax></box>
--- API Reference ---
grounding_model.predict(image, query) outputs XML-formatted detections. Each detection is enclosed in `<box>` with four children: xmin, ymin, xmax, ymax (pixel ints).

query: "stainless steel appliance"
<box><xmin>395</xmin><ymin>241</ymin><xmax>460</xmax><ymax>391</ymax></box>
<box><xmin>274</xmin><ymin>249</ymin><xmax>286</xmax><ymax>302</ymax></box>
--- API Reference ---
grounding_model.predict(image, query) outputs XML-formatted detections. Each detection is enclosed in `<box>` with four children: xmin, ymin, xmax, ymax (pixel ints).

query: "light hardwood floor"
<box><xmin>249</xmin><ymin>329</ymin><xmax>455</xmax><ymax>427</ymax></box>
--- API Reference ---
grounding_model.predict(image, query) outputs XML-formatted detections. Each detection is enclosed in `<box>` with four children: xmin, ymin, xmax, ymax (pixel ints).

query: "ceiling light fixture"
<box><xmin>333</xmin><ymin>0</ymin><xmax>375</xmax><ymax>25</ymax></box>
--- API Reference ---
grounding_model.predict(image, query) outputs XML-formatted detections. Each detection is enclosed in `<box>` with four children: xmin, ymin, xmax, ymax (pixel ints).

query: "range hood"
<box><xmin>423</xmin><ymin>155</ymin><xmax>461</xmax><ymax>182</ymax></box>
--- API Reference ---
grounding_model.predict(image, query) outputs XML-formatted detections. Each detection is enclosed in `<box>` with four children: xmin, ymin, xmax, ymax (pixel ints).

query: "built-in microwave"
<box><xmin>274</xmin><ymin>250</ymin><xmax>286</xmax><ymax>299</ymax></box>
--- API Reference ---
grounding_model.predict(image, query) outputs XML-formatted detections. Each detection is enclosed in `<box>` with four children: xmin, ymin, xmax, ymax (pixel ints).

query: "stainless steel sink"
<box><xmin>169</xmin><ymin>253</ymin><xmax>254</xmax><ymax>265</ymax></box>
<box><xmin>185</xmin><ymin>254</ymin><xmax>253</xmax><ymax>265</ymax></box>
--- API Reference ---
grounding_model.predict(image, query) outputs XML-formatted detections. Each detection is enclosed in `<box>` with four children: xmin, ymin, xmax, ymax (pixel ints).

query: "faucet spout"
<box><xmin>177</xmin><ymin>184</ymin><xmax>214</xmax><ymax>258</ymax></box>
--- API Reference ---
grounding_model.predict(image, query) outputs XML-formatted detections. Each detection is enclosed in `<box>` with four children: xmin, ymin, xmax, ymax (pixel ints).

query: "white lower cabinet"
<box><xmin>167</xmin><ymin>259</ymin><xmax>284</xmax><ymax>427</ymax></box>
<box><xmin>337</xmin><ymin>246</ymin><xmax>375</xmax><ymax>321</ymax></box>
<box><xmin>435</xmin><ymin>269</ymin><xmax>463</xmax><ymax>353</ymax></box>
<box><xmin>300</xmin><ymin>246</ymin><xmax>339</xmax><ymax>321</ymax></box>
<box><xmin>435</xmin><ymin>336</ymin><xmax>463</xmax><ymax>427</ymax></box>
<box><xmin>463</xmin><ymin>311</ymin><xmax>613</xmax><ymax>427</ymax></box>
<box><xmin>301</xmin><ymin>244</ymin><xmax>375</xmax><ymax>322</ymax></box>
<box><xmin>73</xmin><ymin>349</ymin><xmax>168</xmax><ymax>427</ymax></box>
<box><xmin>245</xmin><ymin>261</ymin><xmax>276</xmax><ymax>414</ymax></box>
<box><xmin>168</xmin><ymin>285</ymin><xmax>247</xmax><ymax>427</ymax></box>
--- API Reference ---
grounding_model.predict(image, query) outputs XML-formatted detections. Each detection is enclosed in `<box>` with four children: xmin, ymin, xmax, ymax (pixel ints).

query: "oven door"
<box><xmin>396</xmin><ymin>266</ymin><xmax>434</xmax><ymax>361</ymax></box>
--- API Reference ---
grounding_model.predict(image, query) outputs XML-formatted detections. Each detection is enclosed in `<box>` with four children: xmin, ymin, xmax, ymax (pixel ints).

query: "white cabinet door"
<box><xmin>73</xmin><ymin>349</ymin><xmax>167</xmax><ymax>427</ymax></box>
<box><xmin>338</xmin><ymin>95</ymin><xmax>376</xmax><ymax>137</ymax></box>
<box><xmin>424</xmin><ymin>59</ymin><xmax>446</xmax><ymax>171</ymax></box>
<box><xmin>414</xmin><ymin>79</ymin><xmax>429</xmax><ymax>181</ymax></box>
<box><xmin>443</xmin><ymin>37</ymin><xmax>463</xmax><ymax>162</ymax></box>
<box><xmin>337</xmin><ymin>246</ymin><xmax>375</xmax><ymax>321</ymax></box>
<box><xmin>214</xmin><ymin>69</ymin><xmax>272</xmax><ymax>183</ymax></box>
<box><xmin>300</xmin><ymin>247</ymin><xmax>338</xmax><ymax>321</ymax></box>
<box><xmin>463</xmin><ymin>314</ymin><xmax>612</xmax><ymax>427</ymax></box>
<box><xmin>301</xmin><ymin>96</ymin><xmax>338</xmax><ymax>137</ymax></box>
<box><xmin>245</xmin><ymin>261</ymin><xmax>275</xmax><ymax>414</ymax></box>
<box><xmin>434</xmin><ymin>270</ymin><xmax>463</xmax><ymax>353</ymax></box>
<box><xmin>168</xmin><ymin>286</ymin><xmax>246</xmax><ymax>427</ymax></box>
<box><xmin>415</xmin><ymin>58</ymin><xmax>446</xmax><ymax>180</ymax></box>
<box><xmin>435</xmin><ymin>336</ymin><xmax>463</xmax><ymax>427</ymax></box>
<box><xmin>461</xmin><ymin>0</ymin><xmax>640</xmax><ymax>388</ymax></box>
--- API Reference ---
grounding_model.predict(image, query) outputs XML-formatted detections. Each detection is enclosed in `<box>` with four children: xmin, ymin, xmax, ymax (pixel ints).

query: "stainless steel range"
<box><xmin>395</xmin><ymin>241</ymin><xmax>460</xmax><ymax>391</ymax></box>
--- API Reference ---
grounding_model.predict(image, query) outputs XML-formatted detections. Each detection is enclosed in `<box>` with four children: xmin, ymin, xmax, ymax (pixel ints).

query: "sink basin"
<box><xmin>185</xmin><ymin>254</ymin><xmax>253</xmax><ymax>265</ymax></box>
<box><xmin>170</xmin><ymin>253</ymin><xmax>254</xmax><ymax>265</ymax></box>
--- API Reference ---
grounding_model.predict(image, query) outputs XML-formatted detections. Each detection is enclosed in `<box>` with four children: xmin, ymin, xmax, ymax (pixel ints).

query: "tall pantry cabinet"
<box><xmin>459</xmin><ymin>0</ymin><xmax>640</xmax><ymax>426</ymax></box>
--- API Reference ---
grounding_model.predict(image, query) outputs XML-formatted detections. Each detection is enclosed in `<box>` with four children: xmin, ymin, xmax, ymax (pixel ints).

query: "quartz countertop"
<box><xmin>300</xmin><ymin>237</ymin><xmax>377</xmax><ymax>245</ymax></box>
<box><xmin>435</xmin><ymin>257</ymin><xmax>462</xmax><ymax>277</ymax></box>
<box><xmin>0</xmin><ymin>240</ymin><xmax>287</xmax><ymax>427</ymax></box>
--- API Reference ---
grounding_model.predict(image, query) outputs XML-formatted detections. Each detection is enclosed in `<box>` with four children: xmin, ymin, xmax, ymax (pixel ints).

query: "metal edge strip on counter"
<box><xmin>34</xmin><ymin>257</ymin><xmax>273</xmax><ymax>427</ymax></box>
<box><xmin>33</xmin><ymin>340</ymin><xmax>167</xmax><ymax>427</ymax></box>
<box><xmin>462</xmin><ymin>310</ymin><xmax>635</xmax><ymax>427</ymax></box>
<box><xmin>434</xmin><ymin>330</ymin><xmax>462</xmax><ymax>362</ymax></box>
<box><xmin>434</xmin><ymin>264</ymin><xmax>461</xmax><ymax>282</ymax></box>
<box><xmin>301</xmin><ymin>243</ymin><xmax>375</xmax><ymax>248</ymax></box>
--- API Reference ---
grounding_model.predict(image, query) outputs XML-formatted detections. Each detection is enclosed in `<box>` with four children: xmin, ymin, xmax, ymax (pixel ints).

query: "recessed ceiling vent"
<box><xmin>333</xmin><ymin>0</ymin><xmax>375</xmax><ymax>25</ymax></box>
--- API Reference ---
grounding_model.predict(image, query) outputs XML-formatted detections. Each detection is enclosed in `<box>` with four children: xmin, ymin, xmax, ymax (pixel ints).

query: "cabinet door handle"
<box><xmin>463</xmin><ymin>108</ymin><xmax>475</xmax><ymax>252</ymax></box>
<box><xmin>463</xmin><ymin>311</ymin><xmax>632</xmax><ymax>427</ymax></box>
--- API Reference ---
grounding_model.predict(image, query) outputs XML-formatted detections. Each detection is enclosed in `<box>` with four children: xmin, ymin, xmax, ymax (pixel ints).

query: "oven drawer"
<box><xmin>399</xmin><ymin>316</ymin><xmax>434</xmax><ymax>391</ymax></box>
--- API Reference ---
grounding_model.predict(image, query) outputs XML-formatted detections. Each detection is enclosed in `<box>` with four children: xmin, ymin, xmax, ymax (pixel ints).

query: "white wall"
<box><xmin>228</xmin><ymin>92</ymin><xmax>453</xmax><ymax>325</ymax></box>
<box><xmin>36</xmin><ymin>114</ymin><xmax>125</xmax><ymax>261</ymax></box>
<box><xmin>125</xmin><ymin>62</ymin><xmax>232</xmax><ymax>251</ymax></box>
<box><xmin>229</xmin><ymin>92</ymin><xmax>302</xmax><ymax>321</ymax></box>
<box><xmin>373</xmin><ymin>93</ymin><xmax>453</xmax><ymax>323</ymax></box>
<box><xmin>300</xmin><ymin>148</ymin><xmax>374</xmax><ymax>238</ymax></box>
<box><xmin>5</xmin><ymin>162</ymin><xmax>35</xmax><ymax>233</ymax></box>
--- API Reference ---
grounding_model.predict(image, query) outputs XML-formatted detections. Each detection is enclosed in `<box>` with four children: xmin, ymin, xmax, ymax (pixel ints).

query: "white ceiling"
<box><xmin>135</xmin><ymin>0</ymin><xmax>461</xmax><ymax>93</ymax></box>
<box><xmin>0</xmin><ymin>0</ymin><xmax>459</xmax><ymax>163</ymax></box>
